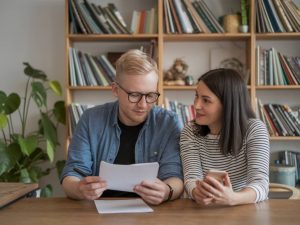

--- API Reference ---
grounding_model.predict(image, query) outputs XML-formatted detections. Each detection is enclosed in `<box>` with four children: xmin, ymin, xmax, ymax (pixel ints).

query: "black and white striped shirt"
<box><xmin>180</xmin><ymin>119</ymin><xmax>270</xmax><ymax>202</ymax></box>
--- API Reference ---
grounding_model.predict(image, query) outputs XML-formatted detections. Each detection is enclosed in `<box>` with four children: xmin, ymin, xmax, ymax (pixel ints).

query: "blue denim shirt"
<box><xmin>61</xmin><ymin>101</ymin><xmax>183</xmax><ymax>182</ymax></box>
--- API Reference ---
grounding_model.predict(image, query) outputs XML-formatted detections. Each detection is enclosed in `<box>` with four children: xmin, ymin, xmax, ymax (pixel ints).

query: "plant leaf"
<box><xmin>46</xmin><ymin>140</ymin><xmax>54</xmax><ymax>162</ymax></box>
<box><xmin>18</xmin><ymin>135</ymin><xmax>38</xmax><ymax>156</ymax></box>
<box><xmin>2</xmin><ymin>93</ymin><xmax>21</xmax><ymax>115</ymax></box>
<box><xmin>41</xmin><ymin>113</ymin><xmax>57</xmax><ymax>144</ymax></box>
<box><xmin>19</xmin><ymin>168</ymin><xmax>32</xmax><ymax>183</ymax></box>
<box><xmin>31</xmin><ymin>81</ymin><xmax>47</xmax><ymax>107</ymax></box>
<box><xmin>0</xmin><ymin>91</ymin><xmax>7</xmax><ymax>113</ymax></box>
<box><xmin>53</xmin><ymin>101</ymin><xmax>66</xmax><ymax>124</ymax></box>
<box><xmin>0</xmin><ymin>113</ymin><xmax>8</xmax><ymax>129</ymax></box>
<box><xmin>0</xmin><ymin>141</ymin><xmax>10</xmax><ymax>176</ymax></box>
<box><xmin>56</xmin><ymin>160</ymin><xmax>66</xmax><ymax>177</ymax></box>
<box><xmin>7</xmin><ymin>143</ymin><xmax>23</xmax><ymax>169</ymax></box>
<box><xmin>23</xmin><ymin>62</ymin><xmax>47</xmax><ymax>81</ymax></box>
<box><xmin>40</xmin><ymin>184</ymin><xmax>53</xmax><ymax>197</ymax></box>
<box><xmin>49</xmin><ymin>80</ymin><xmax>62</xmax><ymax>96</ymax></box>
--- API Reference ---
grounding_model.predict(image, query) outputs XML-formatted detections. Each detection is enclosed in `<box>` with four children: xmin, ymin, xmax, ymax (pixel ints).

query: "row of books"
<box><xmin>256</xmin><ymin>100</ymin><xmax>300</xmax><ymax>136</ymax></box>
<box><xmin>68</xmin><ymin>104</ymin><xmax>94</xmax><ymax>137</ymax></box>
<box><xmin>130</xmin><ymin>8</ymin><xmax>158</xmax><ymax>34</ymax></box>
<box><xmin>164</xmin><ymin>98</ymin><xmax>195</xmax><ymax>128</ymax></box>
<box><xmin>278</xmin><ymin>150</ymin><xmax>300</xmax><ymax>185</ymax></box>
<box><xmin>256</xmin><ymin>0</ymin><xmax>300</xmax><ymax>33</ymax></box>
<box><xmin>69</xmin><ymin>0</ymin><xmax>130</xmax><ymax>34</ymax></box>
<box><xmin>69</xmin><ymin>48</ymin><xmax>116</xmax><ymax>86</ymax></box>
<box><xmin>164</xmin><ymin>0</ymin><xmax>224</xmax><ymax>34</ymax></box>
<box><xmin>256</xmin><ymin>46</ymin><xmax>300</xmax><ymax>85</ymax></box>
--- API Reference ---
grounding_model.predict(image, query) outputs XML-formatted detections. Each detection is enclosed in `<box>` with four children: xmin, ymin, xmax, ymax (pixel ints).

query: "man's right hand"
<box><xmin>78</xmin><ymin>176</ymin><xmax>107</xmax><ymax>200</ymax></box>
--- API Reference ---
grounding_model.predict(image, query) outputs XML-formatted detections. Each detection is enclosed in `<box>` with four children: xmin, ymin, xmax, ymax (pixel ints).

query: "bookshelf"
<box><xmin>64</xmin><ymin>0</ymin><xmax>300</xmax><ymax>155</ymax></box>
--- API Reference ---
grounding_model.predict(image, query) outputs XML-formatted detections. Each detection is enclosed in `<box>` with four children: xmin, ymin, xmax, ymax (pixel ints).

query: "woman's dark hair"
<box><xmin>193</xmin><ymin>68</ymin><xmax>256</xmax><ymax>156</ymax></box>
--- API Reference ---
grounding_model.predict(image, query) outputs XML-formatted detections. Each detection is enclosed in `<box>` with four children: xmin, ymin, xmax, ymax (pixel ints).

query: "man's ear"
<box><xmin>111</xmin><ymin>82</ymin><xmax>118</xmax><ymax>97</ymax></box>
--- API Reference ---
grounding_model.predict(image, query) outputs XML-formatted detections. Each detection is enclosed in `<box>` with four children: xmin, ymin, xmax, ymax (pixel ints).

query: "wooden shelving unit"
<box><xmin>64</xmin><ymin>0</ymin><xmax>300</xmax><ymax>152</ymax></box>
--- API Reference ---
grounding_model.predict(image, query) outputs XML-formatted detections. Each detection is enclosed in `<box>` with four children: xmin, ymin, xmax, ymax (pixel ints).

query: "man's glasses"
<box><xmin>116</xmin><ymin>82</ymin><xmax>160</xmax><ymax>104</ymax></box>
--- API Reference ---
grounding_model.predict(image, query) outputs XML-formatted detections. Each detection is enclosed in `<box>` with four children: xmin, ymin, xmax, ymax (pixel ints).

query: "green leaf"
<box><xmin>56</xmin><ymin>160</ymin><xmax>66</xmax><ymax>177</ymax></box>
<box><xmin>49</xmin><ymin>80</ymin><xmax>62</xmax><ymax>96</ymax></box>
<box><xmin>41</xmin><ymin>113</ymin><xmax>57</xmax><ymax>147</ymax></box>
<box><xmin>53</xmin><ymin>101</ymin><xmax>66</xmax><ymax>124</ymax></box>
<box><xmin>23</xmin><ymin>62</ymin><xmax>47</xmax><ymax>81</ymax></box>
<box><xmin>19</xmin><ymin>168</ymin><xmax>32</xmax><ymax>183</ymax></box>
<box><xmin>0</xmin><ymin>113</ymin><xmax>8</xmax><ymax>129</ymax></box>
<box><xmin>0</xmin><ymin>141</ymin><xmax>10</xmax><ymax>176</ymax></box>
<box><xmin>46</xmin><ymin>140</ymin><xmax>54</xmax><ymax>162</ymax></box>
<box><xmin>40</xmin><ymin>184</ymin><xmax>53</xmax><ymax>197</ymax></box>
<box><xmin>0</xmin><ymin>91</ymin><xmax>7</xmax><ymax>113</ymax></box>
<box><xmin>7</xmin><ymin>143</ymin><xmax>23</xmax><ymax>169</ymax></box>
<box><xmin>18</xmin><ymin>135</ymin><xmax>38</xmax><ymax>156</ymax></box>
<box><xmin>0</xmin><ymin>93</ymin><xmax>21</xmax><ymax>115</ymax></box>
<box><xmin>31</xmin><ymin>81</ymin><xmax>47</xmax><ymax>107</ymax></box>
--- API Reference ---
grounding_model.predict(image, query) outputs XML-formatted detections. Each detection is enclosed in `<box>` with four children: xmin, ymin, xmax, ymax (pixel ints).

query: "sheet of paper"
<box><xmin>94</xmin><ymin>199</ymin><xmax>153</xmax><ymax>214</ymax></box>
<box><xmin>99</xmin><ymin>161</ymin><xmax>159</xmax><ymax>192</ymax></box>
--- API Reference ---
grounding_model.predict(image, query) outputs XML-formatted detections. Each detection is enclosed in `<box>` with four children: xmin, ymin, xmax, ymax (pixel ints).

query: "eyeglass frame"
<box><xmin>115</xmin><ymin>82</ymin><xmax>160</xmax><ymax>104</ymax></box>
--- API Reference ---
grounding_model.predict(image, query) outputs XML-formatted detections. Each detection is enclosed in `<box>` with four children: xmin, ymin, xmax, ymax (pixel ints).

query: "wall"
<box><xmin>0</xmin><ymin>0</ymin><xmax>65</xmax><ymax>196</ymax></box>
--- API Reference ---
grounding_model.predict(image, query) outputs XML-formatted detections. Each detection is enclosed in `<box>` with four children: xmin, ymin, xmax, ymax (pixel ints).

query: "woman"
<box><xmin>180</xmin><ymin>68</ymin><xmax>269</xmax><ymax>206</ymax></box>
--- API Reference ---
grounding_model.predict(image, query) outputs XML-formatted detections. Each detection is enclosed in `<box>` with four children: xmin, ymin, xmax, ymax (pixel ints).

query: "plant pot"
<box><xmin>239</xmin><ymin>25</ymin><xmax>249</xmax><ymax>33</ymax></box>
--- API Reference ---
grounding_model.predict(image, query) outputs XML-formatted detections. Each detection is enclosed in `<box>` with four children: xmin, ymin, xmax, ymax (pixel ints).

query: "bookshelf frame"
<box><xmin>64</xmin><ymin>0</ymin><xmax>300</xmax><ymax>153</ymax></box>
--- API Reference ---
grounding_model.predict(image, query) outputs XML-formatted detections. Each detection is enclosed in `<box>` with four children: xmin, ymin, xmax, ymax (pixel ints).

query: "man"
<box><xmin>61</xmin><ymin>49</ymin><xmax>183</xmax><ymax>205</ymax></box>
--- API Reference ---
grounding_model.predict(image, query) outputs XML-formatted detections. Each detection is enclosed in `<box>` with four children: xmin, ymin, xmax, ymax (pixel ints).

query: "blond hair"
<box><xmin>115</xmin><ymin>49</ymin><xmax>158</xmax><ymax>81</ymax></box>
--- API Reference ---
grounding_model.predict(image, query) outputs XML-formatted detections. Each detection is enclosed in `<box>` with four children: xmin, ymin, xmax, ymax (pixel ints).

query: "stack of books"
<box><xmin>164</xmin><ymin>98</ymin><xmax>195</xmax><ymax>128</ymax></box>
<box><xmin>278</xmin><ymin>150</ymin><xmax>300</xmax><ymax>185</ymax></box>
<box><xmin>256</xmin><ymin>46</ymin><xmax>300</xmax><ymax>85</ymax></box>
<box><xmin>69</xmin><ymin>48</ymin><xmax>116</xmax><ymax>86</ymax></box>
<box><xmin>69</xmin><ymin>0</ymin><xmax>130</xmax><ymax>34</ymax></box>
<box><xmin>256</xmin><ymin>0</ymin><xmax>300</xmax><ymax>33</ymax></box>
<box><xmin>256</xmin><ymin>99</ymin><xmax>300</xmax><ymax>136</ymax></box>
<box><xmin>68</xmin><ymin>104</ymin><xmax>94</xmax><ymax>137</ymax></box>
<box><xmin>130</xmin><ymin>8</ymin><xmax>158</xmax><ymax>34</ymax></box>
<box><xmin>163</xmin><ymin>0</ymin><xmax>224</xmax><ymax>34</ymax></box>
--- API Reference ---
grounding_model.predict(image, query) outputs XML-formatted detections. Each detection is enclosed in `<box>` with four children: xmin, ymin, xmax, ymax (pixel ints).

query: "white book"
<box><xmin>173</xmin><ymin>0</ymin><xmax>193</xmax><ymax>33</ymax></box>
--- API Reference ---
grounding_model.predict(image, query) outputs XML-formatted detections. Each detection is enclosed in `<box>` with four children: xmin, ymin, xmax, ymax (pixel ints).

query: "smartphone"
<box><xmin>206</xmin><ymin>169</ymin><xmax>227</xmax><ymax>183</ymax></box>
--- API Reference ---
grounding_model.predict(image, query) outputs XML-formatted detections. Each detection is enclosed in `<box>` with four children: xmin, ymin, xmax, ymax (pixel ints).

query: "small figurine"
<box><xmin>164</xmin><ymin>58</ymin><xmax>188</xmax><ymax>86</ymax></box>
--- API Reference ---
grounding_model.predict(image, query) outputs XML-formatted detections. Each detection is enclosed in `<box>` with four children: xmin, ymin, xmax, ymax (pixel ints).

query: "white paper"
<box><xmin>94</xmin><ymin>199</ymin><xmax>153</xmax><ymax>214</ymax></box>
<box><xmin>99</xmin><ymin>161</ymin><xmax>159</xmax><ymax>192</ymax></box>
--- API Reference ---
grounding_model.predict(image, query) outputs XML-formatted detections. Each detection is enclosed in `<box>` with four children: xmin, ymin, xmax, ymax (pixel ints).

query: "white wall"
<box><xmin>0</xmin><ymin>0</ymin><xmax>65</xmax><ymax>196</ymax></box>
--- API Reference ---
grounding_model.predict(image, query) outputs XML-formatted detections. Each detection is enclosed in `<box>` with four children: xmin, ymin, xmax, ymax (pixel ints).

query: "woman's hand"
<box><xmin>193</xmin><ymin>174</ymin><xmax>237</xmax><ymax>206</ymax></box>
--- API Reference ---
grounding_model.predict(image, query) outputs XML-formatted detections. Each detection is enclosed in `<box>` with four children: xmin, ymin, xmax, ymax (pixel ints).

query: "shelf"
<box><xmin>69</xmin><ymin>86</ymin><xmax>112</xmax><ymax>90</ymax></box>
<box><xmin>270</xmin><ymin>136</ymin><xmax>300</xmax><ymax>141</ymax></box>
<box><xmin>256</xmin><ymin>33</ymin><xmax>300</xmax><ymax>40</ymax></box>
<box><xmin>68</xmin><ymin>34</ymin><xmax>158</xmax><ymax>42</ymax></box>
<box><xmin>163</xmin><ymin>85</ymin><xmax>197</xmax><ymax>90</ymax></box>
<box><xmin>163</xmin><ymin>33</ymin><xmax>251</xmax><ymax>42</ymax></box>
<box><xmin>256</xmin><ymin>85</ymin><xmax>300</xmax><ymax>90</ymax></box>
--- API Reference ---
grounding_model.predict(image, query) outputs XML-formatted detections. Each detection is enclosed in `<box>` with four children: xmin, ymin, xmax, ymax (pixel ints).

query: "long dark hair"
<box><xmin>193</xmin><ymin>68</ymin><xmax>255</xmax><ymax>156</ymax></box>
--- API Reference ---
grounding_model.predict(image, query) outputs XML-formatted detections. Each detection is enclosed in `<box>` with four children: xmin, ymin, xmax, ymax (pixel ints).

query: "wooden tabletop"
<box><xmin>0</xmin><ymin>197</ymin><xmax>300</xmax><ymax>225</ymax></box>
<box><xmin>0</xmin><ymin>182</ymin><xmax>38</xmax><ymax>209</ymax></box>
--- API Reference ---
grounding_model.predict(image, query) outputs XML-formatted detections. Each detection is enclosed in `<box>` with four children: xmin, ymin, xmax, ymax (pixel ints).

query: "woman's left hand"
<box><xmin>202</xmin><ymin>174</ymin><xmax>237</xmax><ymax>206</ymax></box>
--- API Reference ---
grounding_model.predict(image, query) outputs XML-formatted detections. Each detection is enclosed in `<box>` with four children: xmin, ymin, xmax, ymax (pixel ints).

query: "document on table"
<box><xmin>94</xmin><ymin>199</ymin><xmax>153</xmax><ymax>214</ymax></box>
<box><xmin>99</xmin><ymin>161</ymin><xmax>159</xmax><ymax>192</ymax></box>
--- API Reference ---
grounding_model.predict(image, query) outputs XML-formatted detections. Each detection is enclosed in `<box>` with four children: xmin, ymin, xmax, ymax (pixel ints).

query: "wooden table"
<box><xmin>0</xmin><ymin>198</ymin><xmax>299</xmax><ymax>225</ymax></box>
<box><xmin>0</xmin><ymin>182</ymin><xmax>38</xmax><ymax>209</ymax></box>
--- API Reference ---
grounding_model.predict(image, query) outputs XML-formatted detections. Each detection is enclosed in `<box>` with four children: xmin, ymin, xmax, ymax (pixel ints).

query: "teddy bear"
<box><xmin>164</xmin><ymin>58</ymin><xmax>188</xmax><ymax>86</ymax></box>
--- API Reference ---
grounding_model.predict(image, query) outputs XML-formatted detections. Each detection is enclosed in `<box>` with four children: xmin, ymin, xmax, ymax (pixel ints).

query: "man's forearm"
<box><xmin>62</xmin><ymin>176</ymin><xmax>84</xmax><ymax>200</ymax></box>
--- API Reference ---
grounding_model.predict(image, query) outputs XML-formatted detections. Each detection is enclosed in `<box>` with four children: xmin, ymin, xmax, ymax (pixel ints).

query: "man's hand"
<box><xmin>133</xmin><ymin>179</ymin><xmax>169</xmax><ymax>205</ymax></box>
<box><xmin>78</xmin><ymin>176</ymin><xmax>107</xmax><ymax>200</ymax></box>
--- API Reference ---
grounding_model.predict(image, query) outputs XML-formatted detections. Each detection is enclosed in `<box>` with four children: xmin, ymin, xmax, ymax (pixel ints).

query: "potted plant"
<box><xmin>239</xmin><ymin>0</ymin><xmax>249</xmax><ymax>33</ymax></box>
<box><xmin>0</xmin><ymin>63</ymin><xmax>66</xmax><ymax>197</ymax></box>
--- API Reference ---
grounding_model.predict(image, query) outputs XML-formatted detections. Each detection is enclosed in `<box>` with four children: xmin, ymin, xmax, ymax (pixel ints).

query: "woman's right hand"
<box><xmin>78</xmin><ymin>176</ymin><xmax>107</xmax><ymax>200</ymax></box>
<box><xmin>192</xmin><ymin>180</ymin><xmax>214</xmax><ymax>206</ymax></box>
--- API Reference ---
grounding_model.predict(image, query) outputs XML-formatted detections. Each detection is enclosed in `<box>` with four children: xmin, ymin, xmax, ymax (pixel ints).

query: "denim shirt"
<box><xmin>61</xmin><ymin>101</ymin><xmax>183</xmax><ymax>182</ymax></box>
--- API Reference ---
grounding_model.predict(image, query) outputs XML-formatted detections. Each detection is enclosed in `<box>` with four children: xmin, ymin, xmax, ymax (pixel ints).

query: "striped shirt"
<box><xmin>180</xmin><ymin>119</ymin><xmax>270</xmax><ymax>202</ymax></box>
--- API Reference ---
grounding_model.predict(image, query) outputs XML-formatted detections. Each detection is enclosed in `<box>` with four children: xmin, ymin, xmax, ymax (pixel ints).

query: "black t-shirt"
<box><xmin>101</xmin><ymin>119</ymin><xmax>145</xmax><ymax>197</ymax></box>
